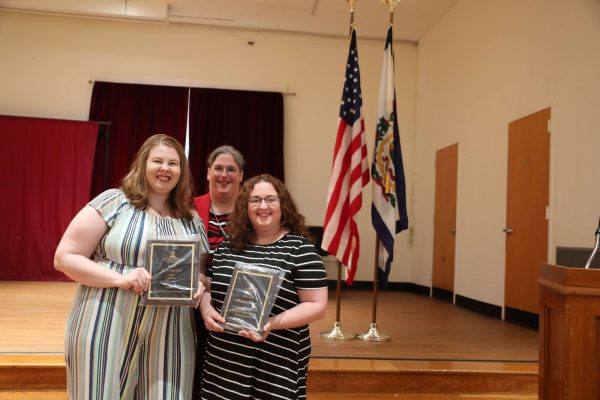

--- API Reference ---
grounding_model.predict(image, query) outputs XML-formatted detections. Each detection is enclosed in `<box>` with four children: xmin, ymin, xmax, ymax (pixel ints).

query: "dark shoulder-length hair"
<box><xmin>227</xmin><ymin>174</ymin><xmax>309</xmax><ymax>252</ymax></box>
<box><xmin>120</xmin><ymin>133</ymin><xmax>195</xmax><ymax>219</ymax></box>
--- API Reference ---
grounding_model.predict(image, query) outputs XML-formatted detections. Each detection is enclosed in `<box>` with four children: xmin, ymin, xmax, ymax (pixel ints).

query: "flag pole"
<box><xmin>320</xmin><ymin>260</ymin><xmax>355</xmax><ymax>340</ymax></box>
<box><xmin>357</xmin><ymin>236</ymin><xmax>391</xmax><ymax>341</ymax></box>
<box><xmin>348</xmin><ymin>0</ymin><xmax>355</xmax><ymax>37</ymax></box>
<box><xmin>320</xmin><ymin>0</ymin><xmax>360</xmax><ymax>342</ymax></box>
<box><xmin>356</xmin><ymin>0</ymin><xmax>400</xmax><ymax>343</ymax></box>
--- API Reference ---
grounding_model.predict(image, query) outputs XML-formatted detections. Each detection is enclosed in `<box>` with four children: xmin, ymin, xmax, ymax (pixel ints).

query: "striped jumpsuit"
<box><xmin>64</xmin><ymin>189</ymin><xmax>208</xmax><ymax>399</ymax></box>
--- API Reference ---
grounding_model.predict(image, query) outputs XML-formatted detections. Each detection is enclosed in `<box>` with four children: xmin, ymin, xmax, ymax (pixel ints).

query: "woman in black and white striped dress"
<box><xmin>199</xmin><ymin>174</ymin><xmax>328</xmax><ymax>400</ymax></box>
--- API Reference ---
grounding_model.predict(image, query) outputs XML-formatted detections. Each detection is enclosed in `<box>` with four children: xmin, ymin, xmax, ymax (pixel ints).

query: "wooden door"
<box><xmin>504</xmin><ymin>108</ymin><xmax>551</xmax><ymax>314</ymax></box>
<box><xmin>432</xmin><ymin>143</ymin><xmax>458</xmax><ymax>295</ymax></box>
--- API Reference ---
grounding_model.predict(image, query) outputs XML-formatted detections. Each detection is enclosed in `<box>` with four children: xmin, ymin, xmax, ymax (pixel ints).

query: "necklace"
<box><xmin>252</xmin><ymin>227</ymin><xmax>286</xmax><ymax>245</ymax></box>
<box><xmin>210</xmin><ymin>205</ymin><xmax>228</xmax><ymax>238</ymax></box>
<box><xmin>273</xmin><ymin>227</ymin><xmax>287</xmax><ymax>241</ymax></box>
<box><xmin>148</xmin><ymin>205</ymin><xmax>170</xmax><ymax>217</ymax></box>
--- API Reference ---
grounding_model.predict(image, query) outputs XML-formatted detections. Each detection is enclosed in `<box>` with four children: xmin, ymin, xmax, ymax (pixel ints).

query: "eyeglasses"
<box><xmin>211</xmin><ymin>165</ymin><xmax>240</xmax><ymax>176</ymax></box>
<box><xmin>248</xmin><ymin>195</ymin><xmax>279</xmax><ymax>207</ymax></box>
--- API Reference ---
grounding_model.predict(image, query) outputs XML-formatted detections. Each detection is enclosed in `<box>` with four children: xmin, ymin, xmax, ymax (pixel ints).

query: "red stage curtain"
<box><xmin>187</xmin><ymin>88</ymin><xmax>284</xmax><ymax>195</ymax></box>
<box><xmin>0</xmin><ymin>115</ymin><xmax>99</xmax><ymax>281</ymax></box>
<box><xmin>89</xmin><ymin>82</ymin><xmax>189</xmax><ymax>197</ymax></box>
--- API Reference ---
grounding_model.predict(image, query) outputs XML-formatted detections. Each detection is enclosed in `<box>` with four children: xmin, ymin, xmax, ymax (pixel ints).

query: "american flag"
<box><xmin>322</xmin><ymin>28</ymin><xmax>370</xmax><ymax>286</ymax></box>
<box><xmin>371</xmin><ymin>26</ymin><xmax>409</xmax><ymax>286</ymax></box>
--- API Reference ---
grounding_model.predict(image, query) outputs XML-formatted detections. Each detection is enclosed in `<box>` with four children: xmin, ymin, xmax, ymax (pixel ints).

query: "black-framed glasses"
<box><xmin>211</xmin><ymin>165</ymin><xmax>240</xmax><ymax>176</ymax></box>
<box><xmin>248</xmin><ymin>195</ymin><xmax>279</xmax><ymax>207</ymax></box>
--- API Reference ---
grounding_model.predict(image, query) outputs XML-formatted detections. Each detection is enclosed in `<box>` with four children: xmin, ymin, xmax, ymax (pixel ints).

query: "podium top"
<box><xmin>539</xmin><ymin>263</ymin><xmax>600</xmax><ymax>295</ymax></box>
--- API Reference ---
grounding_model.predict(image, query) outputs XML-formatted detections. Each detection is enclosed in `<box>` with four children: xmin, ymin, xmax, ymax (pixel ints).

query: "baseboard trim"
<box><xmin>432</xmin><ymin>287</ymin><xmax>453</xmax><ymax>302</ymax></box>
<box><xmin>505</xmin><ymin>306</ymin><xmax>539</xmax><ymax>330</ymax></box>
<box><xmin>327</xmin><ymin>280</ymin><xmax>430</xmax><ymax>295</ymax></box>
<box><xmin>455</xmin><ymin>294</ymin><xmax>502</xmax><ymax>320</ymax></box>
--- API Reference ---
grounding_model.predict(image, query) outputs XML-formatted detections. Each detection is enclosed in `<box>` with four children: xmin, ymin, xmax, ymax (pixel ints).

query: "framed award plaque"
<box><xmin>141</xmin><ymin>236</ymin><xmax>207</xmax><ymax>306</ymax></box>
<box><xmin>220</xmin><ymin>263</ymin><xmax>283</xmax><ymax>334</ymax></box>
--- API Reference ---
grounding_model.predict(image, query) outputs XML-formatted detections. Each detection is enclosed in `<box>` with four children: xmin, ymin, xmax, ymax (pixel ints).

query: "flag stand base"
<box><xmin>356</xmin><ymin>323</ymin><xmax>391</xmax><ymax>342</ymax></box>
<box><xmin>320</xmin><ymin>321</ymin><xmax>356</xmax><ymax>341</ymax></box>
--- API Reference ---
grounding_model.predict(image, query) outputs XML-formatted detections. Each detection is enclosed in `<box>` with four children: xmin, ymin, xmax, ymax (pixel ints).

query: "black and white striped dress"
<box><xmin>201</xmin><ymin>233</ymin><xmax>328</xmax><ymax>400</ymax></box>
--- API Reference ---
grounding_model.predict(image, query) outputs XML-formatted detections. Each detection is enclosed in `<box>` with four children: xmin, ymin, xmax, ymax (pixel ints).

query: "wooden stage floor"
<box><xmin>0</xmin><ymin>281</ymin><xmax>538</xmax><ymax>363</ymax></box>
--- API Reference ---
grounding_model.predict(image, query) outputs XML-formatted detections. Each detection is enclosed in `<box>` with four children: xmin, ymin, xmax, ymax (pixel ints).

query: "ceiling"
<box><xmin>0</xmin><ymin>0</ymin><xmax>460</xmax><ymax>42</ymax></box>
<box><xmin>167</xmin><ymin>0</ymin><xmax>460</xmax><ymax>42</ymax></box>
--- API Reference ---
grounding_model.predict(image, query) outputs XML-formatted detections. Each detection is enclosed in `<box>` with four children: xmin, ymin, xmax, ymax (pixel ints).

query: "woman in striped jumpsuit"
<box><xmin>55</xmin><ymin>134</ymin><xmax>208</xmax><ymax>399</ymax></box>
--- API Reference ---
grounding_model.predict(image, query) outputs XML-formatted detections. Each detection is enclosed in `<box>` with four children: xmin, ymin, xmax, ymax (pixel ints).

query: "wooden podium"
<box><xmin>538</xmin><ymin>263</ymin><xmax>600</xmax><ymax>399</ymax></box>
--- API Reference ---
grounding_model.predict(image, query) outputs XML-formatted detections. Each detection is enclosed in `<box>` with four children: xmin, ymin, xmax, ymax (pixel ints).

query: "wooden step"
<box><xmin>309</xmin><ymin>394</ymin><xmax>537</xmax><ymax>400</ymax></box>
<box><xmin>308</xmin><ymin>359</ymin><xmax>538</xmax><ymax>395</ymax></box>
<box><xmin>0</xmin><ymin>355</ymin><xmax>65</xmax><ymax>391</ymax></box>
<box><xmin>1</xmin><ymin>354</ymin><xmax>537</xmax><ymax>396</ymax></box>
<box><xmin>0</xmin><ymin>392</ymin><xmax>538</xmax><ymax>400</ymax></box>
<box><xmin>0</xmin><ymin>391</ymin><xmax>66</xmax><ymax>400</ymax></box>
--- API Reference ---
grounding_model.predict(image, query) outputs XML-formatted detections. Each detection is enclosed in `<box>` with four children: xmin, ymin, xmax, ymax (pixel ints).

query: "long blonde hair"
<box><xmin>120</xmin><ymin>134</ymin><xmax>195</xmax><ymax>219</ymax></box>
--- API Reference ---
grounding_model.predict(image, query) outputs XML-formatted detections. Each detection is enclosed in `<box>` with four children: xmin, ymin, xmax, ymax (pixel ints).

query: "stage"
<box><xmin>0</xmin><ymin>281</ymin><xmax>539</xmax><ymax>398</ymax></box>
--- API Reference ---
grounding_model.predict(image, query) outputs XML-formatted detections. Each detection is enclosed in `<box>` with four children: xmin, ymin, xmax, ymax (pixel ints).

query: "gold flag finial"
<box><xmin>347</xmin><ymin>0</ymin><xmax>357</xmax><ymax>13</ymax></box>
<box><xmin>382</xmin><ymin>0</ymin><xmax>400</xmax><ymax>11</ymax></box>
<box><xmin>382</xmin><ymin>0</ymin><xmax>400</xmax><ymax>24</ymax></box>
<box><xmin>347</xmin><ymin>0</ymin><xmax>357</xmax><ymax>35</ymax></box>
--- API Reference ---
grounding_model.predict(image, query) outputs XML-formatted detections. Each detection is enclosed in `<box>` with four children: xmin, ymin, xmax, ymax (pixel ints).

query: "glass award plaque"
<box><xmin>141</xmin><ymin>236</ymin><xmax>207</xmax><ymax>306</ymax></box>
<box><xmin>220</xmin><ymin>263</ymin><xmax>283</xmax><ymax>335</ymax></box>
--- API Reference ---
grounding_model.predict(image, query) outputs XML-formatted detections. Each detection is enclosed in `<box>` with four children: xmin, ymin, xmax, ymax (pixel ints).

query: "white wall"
<box><xmin>413</xmin><ymin>0</ymin><xmax>600</xmax><ymax>305</ymax></box>
<box><xmin>7</xmin><ymin>0</ymin><xmax>597</xmax><ymax>306</ymax></box>
<box><xmin>0</xmin><ymin>11</ymin><xmax>417</xmax><ymax>283</ymax></box>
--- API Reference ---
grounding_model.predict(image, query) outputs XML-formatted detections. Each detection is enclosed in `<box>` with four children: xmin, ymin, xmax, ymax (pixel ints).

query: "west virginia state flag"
<box><xmin>371</xmin><ymin>26</ymin><xmax>409</xmax><ymax>286</ymax></box>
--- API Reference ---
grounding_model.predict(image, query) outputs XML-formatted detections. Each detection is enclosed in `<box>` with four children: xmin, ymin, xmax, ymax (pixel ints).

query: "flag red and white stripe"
<box><xmin>322</xmin><ymin>28</ymin><xmax>370</xmax><ymax>286</ymax></box>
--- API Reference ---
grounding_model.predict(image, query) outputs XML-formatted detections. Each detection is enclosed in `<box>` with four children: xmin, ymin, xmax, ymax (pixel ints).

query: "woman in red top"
<box><xmin>193</xmin><ymin>145</ymin><xmax>245</xmax><ymax>398</ymax></box>
<box><xmin>194</xmin><ymin>146</ymin><xmax>245</xmax><ymax>259</ymax></box>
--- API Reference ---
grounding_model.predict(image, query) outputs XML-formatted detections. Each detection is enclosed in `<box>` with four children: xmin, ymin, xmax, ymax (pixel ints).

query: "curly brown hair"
<box><xmin>227</xmin><ymin>174</ymin><xmax>309</xmax><ymax>252</ymax></box>
<box><xmin>120</xmin><ymin>134</ymin><xmax>195</xmax><ymax>219</ymax></box>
